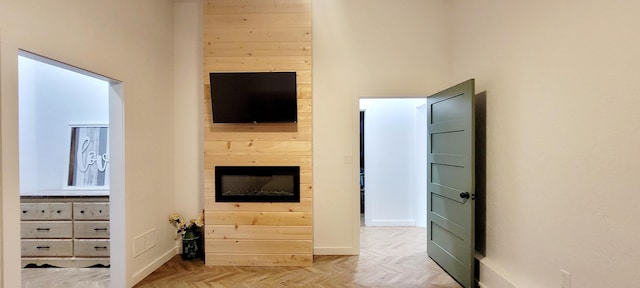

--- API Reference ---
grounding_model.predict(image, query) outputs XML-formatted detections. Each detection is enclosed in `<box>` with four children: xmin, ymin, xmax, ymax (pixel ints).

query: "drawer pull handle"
<box><xmin>36</xmin><ymin>246</ymin><xmax>50</xmax><ymax>250</ymax></box>
<box><xmin>41</xmin><ymin>210</ymin><xmax>45</xmax><ymax>213</ymax></box>
<box><xmin>36</xmin><ymin>228</ymin><xmax>50</xmax><ymax>231</ymax></box>
<box><xmin>57</xmin><ymin>210</ymin><xmax>61</xmax><ymax>213</ymax></box>
<box><xmin>22</xmin><ymin>210</ymin><xmax>27</xmax><ymax>214</ymax></box>
<box><xmin>94</xmin><ymin>228</ymin><xmax>108</xmax><ymax>231</ymax></box>
<box><xmin>80</xmin><ymin>210</ymin><xmax>85</xmax><ymax>214</ymax></box>
<box><xmin>94</xmin><ymin>246</ymin><xmax>108</xmax><ymax>250</ymax></box>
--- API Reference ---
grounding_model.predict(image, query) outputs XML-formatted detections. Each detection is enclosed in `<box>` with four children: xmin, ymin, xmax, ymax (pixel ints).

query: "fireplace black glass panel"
<box><xmin>215</xmin><ymin>166</ymin><xmax>300</xmax><ymax>202</ymax></box>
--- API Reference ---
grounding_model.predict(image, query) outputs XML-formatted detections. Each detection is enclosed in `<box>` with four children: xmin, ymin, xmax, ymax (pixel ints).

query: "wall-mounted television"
<box><xmin>209</xmin><ymin>72</ymin><xmax>297</xmax><ymax>124</ymax></box>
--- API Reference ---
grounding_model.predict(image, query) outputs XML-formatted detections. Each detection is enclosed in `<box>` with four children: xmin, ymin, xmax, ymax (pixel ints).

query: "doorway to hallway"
<box><xmin>16</xmin><ymin>51</ymin><xmax>123</xmax><ymax>288</ymax></box>
<box><xmin>359</xmin><ymin>98</ymin><xmax>427</xmax><ymax>228</ymax></box>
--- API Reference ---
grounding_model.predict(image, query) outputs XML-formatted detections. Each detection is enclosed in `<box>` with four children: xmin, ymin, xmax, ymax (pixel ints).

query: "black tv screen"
<box><xmin>209</xmin><ymin>72</ymin><xmax>297</xmax><ymax>123</ymax></box>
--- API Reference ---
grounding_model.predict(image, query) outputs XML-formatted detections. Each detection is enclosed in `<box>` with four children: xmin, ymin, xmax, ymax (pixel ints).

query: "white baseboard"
<box><xmin>314</xmin><ymin>247</ymin><xmax>358</xmax><ymax>255</ymax></box>
<box><xmin>131</xmin><ymin>246</ymin><xmax>179</xmax><ymax>285</ymax></box>
<box><xmin>477</xmin><ymin>257</ymin><xmax>516</xmax><ymax>288</ymax></box>
<box><xmin>368</xmin><ymin>219</ymin><xmax>416</xmax><ymax>226</ymax></box>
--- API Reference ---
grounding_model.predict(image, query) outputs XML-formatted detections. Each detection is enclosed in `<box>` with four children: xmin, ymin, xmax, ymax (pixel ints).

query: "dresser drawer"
<box><xmin>20</xmin><ymin>203</ymin><xmax>72</xmax><ymax>220</ymax></box>
<box><xmin>21</xmin><ymin>221</ymin><xmax>72</xmax><ymax>239</ymax></box>
<box><xmin>73</xmin><ymin>203</ymin><xmax>109</xmax><ymax>220</ymax></box>
<box><xmin>74</xmin><ymin>240</ymin><xmax>110</xmax><ymax>257</ymax></box>
<box><xmin>21</xmin><ymin>240</ymin><xmax>73</xmax><ymax>257</ymax></box>
<box><xmin>74</xmin><ymin>221</ymin><xmax>110</xmax><ymax>239</ymax></box>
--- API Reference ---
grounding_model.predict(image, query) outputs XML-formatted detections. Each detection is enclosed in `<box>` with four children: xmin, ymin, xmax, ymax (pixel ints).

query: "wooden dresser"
<box><xmin>20</xmin><ymin>196</ymin><xmax>110</xmax><ymax>268</ymax></box>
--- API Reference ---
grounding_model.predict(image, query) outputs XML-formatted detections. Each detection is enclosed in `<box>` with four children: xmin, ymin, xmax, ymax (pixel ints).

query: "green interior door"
<box><xmin>427</xmin><ymin>79</ymin><xmax>475</xmax><ymax>288</ymax></box>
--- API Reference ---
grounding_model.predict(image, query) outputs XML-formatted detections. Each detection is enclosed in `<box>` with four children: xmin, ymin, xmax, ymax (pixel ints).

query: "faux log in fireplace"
<box><xmin>215</xmin><ymin>166</ymin><xmax>300</xmax><ymax>202</ymax></box>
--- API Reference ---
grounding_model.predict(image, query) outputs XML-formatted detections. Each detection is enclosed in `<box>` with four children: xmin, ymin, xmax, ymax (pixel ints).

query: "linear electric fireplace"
<box><xmin>215</xmin><ymin>166</ymin><xmax>300</xmax><ymax>202</ymax></box>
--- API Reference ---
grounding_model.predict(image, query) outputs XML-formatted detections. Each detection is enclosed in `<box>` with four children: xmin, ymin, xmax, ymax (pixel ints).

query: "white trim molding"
<box><xmin>476</xmin><ymin>255</ymin><xmax>517</xmax><ymax>288</ymax></box>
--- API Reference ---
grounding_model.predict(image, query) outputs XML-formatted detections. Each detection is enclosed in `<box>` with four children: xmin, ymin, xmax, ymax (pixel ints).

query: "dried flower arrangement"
<box><xmin>168</xmin><ymin>210</ymin><xmax>204</xmax><ymax>238</ymax></box>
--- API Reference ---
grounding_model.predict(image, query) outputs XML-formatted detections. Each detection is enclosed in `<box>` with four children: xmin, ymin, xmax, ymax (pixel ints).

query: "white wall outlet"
<box><xmin>560</xmin><ymin>269</ymin><xmax>571</xmax><ymax>288</ymax></box>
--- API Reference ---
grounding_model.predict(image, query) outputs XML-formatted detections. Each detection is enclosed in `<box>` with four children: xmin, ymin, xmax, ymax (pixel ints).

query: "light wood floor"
<box><xmin>22</xmin><ymin>225</ymin><xmax>461</xmax><ymax>288</ymax></box>
<box><xmin>22</xmin><ymin>267</ymin><xmax>110</xmax><ymax>288</ymax></box>
<box><xmin>135</xmin><ymin>225</ymin><xmax>461</xmax><ymax>288</ymax></box>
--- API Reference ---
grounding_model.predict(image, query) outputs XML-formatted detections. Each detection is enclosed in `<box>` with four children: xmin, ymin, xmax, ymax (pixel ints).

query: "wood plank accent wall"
<box><xmin>202</xmin><ymin>0</ymin><xmax>313</xmax><ymax>266</ymax></box>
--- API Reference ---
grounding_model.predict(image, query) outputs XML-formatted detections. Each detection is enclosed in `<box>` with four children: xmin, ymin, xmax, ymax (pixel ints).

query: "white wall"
<box><xmin>173</xmin><ymin>0</ymin><xmax>203</xmax><ymax>223</ymax></box>
<box><xmin>414</xmin><ymin>104</ymin><xmax>427</xmax><ymax>228</ymax></box>
<box><xmin>18</xmin><ymin>56</ymin><xmax>109</xmax><ymax>196</ymax></box>
<box><xmin>0</xmin><ymin>1</ymin><xmax>175</xmax><ymax>287</ymax></box>
<box><xmin>450</xmin><ymin>0</ymin><xmax>640</xmax><ymax>287</ymax></box>
<box><xmin>17</xmin><ymin>56</ymin><xmax>38</xmax><ymax>195</ymax></box>
<box><xmin>360</xmin><ymin>98</ymin><xmax>426</xmax><ymax>227</ymax></box>
<box><xmin>313</xmin><ymin>0</ymin><xmax>450</xmax><ymax>255</ymax></box>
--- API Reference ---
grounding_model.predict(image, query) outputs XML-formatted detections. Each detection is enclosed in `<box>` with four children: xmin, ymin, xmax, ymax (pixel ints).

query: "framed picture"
<box><xmin>67</xmin><ymin>125</ymin><xmax>109</xmax><ymax>187</ymax></box>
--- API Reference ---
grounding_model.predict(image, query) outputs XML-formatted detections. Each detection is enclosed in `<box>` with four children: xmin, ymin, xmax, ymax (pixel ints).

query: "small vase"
<box><xmin>181</xmin><ymin>228</ymin><xmax>201</xmax><ymax>260</ymax></box>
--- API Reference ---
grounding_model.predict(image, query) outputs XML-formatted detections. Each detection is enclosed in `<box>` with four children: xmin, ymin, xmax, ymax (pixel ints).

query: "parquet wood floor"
<box><xmin>21</xmin><ymin>225</ymin><xmax>462</xmax><ymax>287</ymax></box>
<box><xmin>134</xmin><ymin>225</ymin><xmax>462</xmax><ymax>288</ymax></box>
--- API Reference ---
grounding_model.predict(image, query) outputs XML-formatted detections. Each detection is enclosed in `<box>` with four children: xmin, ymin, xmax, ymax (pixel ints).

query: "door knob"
<box><xmin>459</xmin><ymin>192</ymin><xmax>470</xmax><ymax>199</ymax></box>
